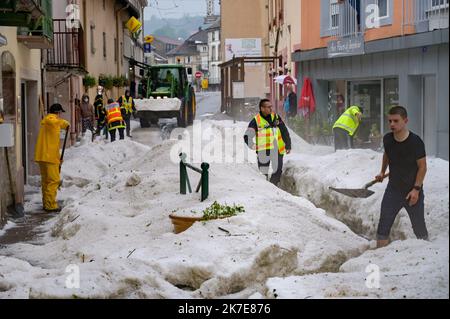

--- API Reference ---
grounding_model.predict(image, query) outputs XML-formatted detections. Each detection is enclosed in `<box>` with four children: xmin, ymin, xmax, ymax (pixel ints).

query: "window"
<box><xmin>103</xmin><ymin>0</ymin><xmax>106</xmax><ymax>10</ymax></box>
<box><xmin>431</xmin><ymin>0</ymin><xmax>449</xmax><ymax>8</ymax></box>
<box><xmin>90</xmin><ymin>23</ymin><xmax>96</xmax><ymax>55</ymax></box>
<box><xmin>103</xmin><ymin>32</ymin><xmax>107</xmax><ymax>58</ymax></box>
<box><xmin>330</xmin><ymin>0</ymin><xmax>340</xmax><ymax>29</ymax></box>
<box><xmin>211</xmin><ymin>45</ymin><xmax>215</xmax><ymax>60</ymax></box>
<box><xmin>120</xmin><ymin>42</ymin><xmax>123</xmax><ymax>65</ymax></box>
<box><xmin>376</xmin><ymin>0</ymin><xmax>389</xmax><ymax>18</ymax></box>
<box><xmin>114</xmin><ymin>37</ymin><xmax>117</xmax><ymax>62</ymax></box>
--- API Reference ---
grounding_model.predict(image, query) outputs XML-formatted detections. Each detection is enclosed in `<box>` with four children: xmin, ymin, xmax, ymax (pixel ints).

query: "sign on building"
<box><xmin>327</xmin><ymin>35</ymin><xmax>365</xmax><ymax>58</ymax></box>
<box><xmin>225</xmin><ymin>38</ymin><xmax>262</xmax><ymax>62</ymax></box>
<box><xmin>144</xmin><ymin>43</ymin><xmax>152</xmax><ymax>54</ymax></box>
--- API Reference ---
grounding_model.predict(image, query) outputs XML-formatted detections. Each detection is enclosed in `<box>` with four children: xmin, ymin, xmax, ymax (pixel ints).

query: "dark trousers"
<box><xmin>123</xmin><ymin>114</ymin><xmax>131</xmax><ymax>137</ymax></box>
<box><xmin>334</xmin><ymin>127</ymin><xmax>354</xmax><ymax>151</ymax></box>
<box><xmin>377</xmin><ymin>185</ymin><xmax>429</xmax><ymax>240</ymax></box>
<box><xmin>96</xmin><ymin>119</ymin><xmax>108</xmax><ymax>140</ymax></box>
<box><xmin>82</xmin><ymin>118</ymin><xmax>95</xmax><ymax>134</ymax></box>
<box><xmin>110</xmin><ymin>128</ymin><xmax>125</xmax><ymax>142</ymax></box>
<box><xmin>257</xmin><ymin>150</ymin><xmax>284</xmax><ymax>186</ymax></box>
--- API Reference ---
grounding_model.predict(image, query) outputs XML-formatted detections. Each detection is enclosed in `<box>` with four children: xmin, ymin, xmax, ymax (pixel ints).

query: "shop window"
<box><xmin>383</xmin><ymin>78</ymin><xmax>399</xmax><ymax>134</ymax></box>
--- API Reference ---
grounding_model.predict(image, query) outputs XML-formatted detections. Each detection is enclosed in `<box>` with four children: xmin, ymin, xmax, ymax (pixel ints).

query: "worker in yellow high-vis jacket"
<box><xmin>332</xmin><ymin>105</ymin><xmax>363</xmax><ymax>151</ymax></box>
<box><xmin>34</xmin><ymin>104</ymin><xmax>70</xmax><ymax>212</ymax></box>
<box><xmin>244</xmin><ymin>99</ymin><xmax>292</xmax><ymax>186</ymax></box>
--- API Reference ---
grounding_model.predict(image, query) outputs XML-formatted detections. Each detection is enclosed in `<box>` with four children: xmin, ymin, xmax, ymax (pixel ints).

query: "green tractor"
<box><xmin>135</xmin><ymin>64</ymin><xmax>196</xmax><ymax>128</ymax></box>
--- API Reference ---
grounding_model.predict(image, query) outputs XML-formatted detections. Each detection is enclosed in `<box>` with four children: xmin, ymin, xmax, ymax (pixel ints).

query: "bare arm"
<box><xmin>406</xmin><ymin>157</ymin><xmax>427</xmax><ymax>206</ymax></box>
<box><xmin>376</xmin><ymin>152</ymin><xmax>389</xmax><ymax>182</ymax></box>
<box><xmin>414</xmin><ymin>157</ymin><xmax>427</xmax><ymax>187</ymax></box>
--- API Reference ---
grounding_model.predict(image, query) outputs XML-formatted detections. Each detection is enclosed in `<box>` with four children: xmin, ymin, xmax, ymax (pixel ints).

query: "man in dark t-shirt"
<box><xmin>375</xmin><ymin>106</ymin><xmax>428</xmax><ymax>248</ymax></box>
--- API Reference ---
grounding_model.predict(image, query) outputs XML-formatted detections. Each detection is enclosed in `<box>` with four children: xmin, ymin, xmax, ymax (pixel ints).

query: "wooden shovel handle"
<box><xmin>364</xmin><ymin>173</ymin><xmax>390</xmax><ymax>189</ymax></box>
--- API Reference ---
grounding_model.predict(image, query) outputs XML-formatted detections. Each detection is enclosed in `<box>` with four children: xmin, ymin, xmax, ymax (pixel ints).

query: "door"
<box><xmin>348</xmin><ymin>80</ymin><xmax>382</xmax><ymax>147</ymax></box>
<box><xmin>423</xmin><ymin>76</ymin><xmax>437</xmax><ymax>157</ymax></box>
<box><xmin>21</xmin><ymin>82</ymin><xmax>27</xmax><ymax>184</ymax></box>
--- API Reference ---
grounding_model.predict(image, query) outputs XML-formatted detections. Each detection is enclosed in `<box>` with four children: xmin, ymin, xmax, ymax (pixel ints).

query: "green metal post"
<box><xmin>180</xmin><ymin>153</ymin><xmax>186</xmax><ymax>195</ymax></box>
<box><xmin>201</xmin><ymin>163</ymin><xmax>209</xmax><ymax>202</ymax></box>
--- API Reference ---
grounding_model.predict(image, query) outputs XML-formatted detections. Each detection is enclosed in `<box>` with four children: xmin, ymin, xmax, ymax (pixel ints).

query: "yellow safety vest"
<box><xmin>333</xmin><ymin>106</ymin><xmax>362</xmax><ymax>136</ymax></box>
<box><xmin>120</xmin><ymin>96</ymin><xmax>133</xmax><ymax>114</ymax></box>
<box><xmin>106</xmin><ymin>103</ymin><xmax>125</xmax><ymax>130</ymax></box>
<box><xmin>255</xmin><ymin>113</ymin><xmax>286</xmax><ymax>155</ymax></box>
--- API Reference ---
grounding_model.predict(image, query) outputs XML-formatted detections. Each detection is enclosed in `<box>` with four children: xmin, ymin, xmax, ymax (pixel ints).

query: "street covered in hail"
<box><xmin>0</xmin><ymin>93</ymin><xmax>448</xmax><ymax>299</ymax></box>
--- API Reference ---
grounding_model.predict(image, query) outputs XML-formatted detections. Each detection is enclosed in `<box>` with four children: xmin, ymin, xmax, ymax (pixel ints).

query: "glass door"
<box><xmin>348</xmin><ymin>80</ymin><xmax>382</xmax><ymax>148</ymax></box>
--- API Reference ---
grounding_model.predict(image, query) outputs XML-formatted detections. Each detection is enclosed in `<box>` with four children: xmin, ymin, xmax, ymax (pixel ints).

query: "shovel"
<box><xmin>58</xmin><ymin>127</ymin><xmax>69</xmax><ymax>189</ymax></box>
<box><xmin>330</xmin><ymin>174</ymin><xmax>389</xmax><ymax>199</ymax></box>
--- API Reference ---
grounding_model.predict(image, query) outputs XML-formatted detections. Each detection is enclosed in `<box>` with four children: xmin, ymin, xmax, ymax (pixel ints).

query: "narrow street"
<box><xmin>1</xmin><ymin>0</ymin><xmax>448</xmax><ymax>303</ymax></box>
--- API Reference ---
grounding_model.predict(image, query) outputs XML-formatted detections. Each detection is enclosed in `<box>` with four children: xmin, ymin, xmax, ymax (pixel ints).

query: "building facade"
<box><xmin>220</xmin><ymin>0</ymin><xmax>269</xmax><ymax>100</ymax></box>
<box><xmin>294</xmin><ymin>0</ymin><xmax>449</xmax><ymax>159</ymax></box>
<box><xmin>44</xmin><ymin>0</ymin><xmax>147</xmax><ymax>146</ymax></box>
<box><xmin>267</xmin><ymin>0</ymin><xmax>302</xmax><ymax>113</ymax></box>
<box><xmin>167</xmin><ymin>28</ymin><xmax>209</xmax><ymax>84</ymax></box>
<box><xmin>206</xmin><ymin>18</ymin><xmax>222</xmax><ymax>89</ymax></box>
<box><xmin>150</xmin><ymin>35</ymin><xmax>183</xmax><ymax>64</ymax></box>
<box><xmin>0</xmin><ymin>1</ymin><xmax>50</xmax><ymax>223</ymax></box>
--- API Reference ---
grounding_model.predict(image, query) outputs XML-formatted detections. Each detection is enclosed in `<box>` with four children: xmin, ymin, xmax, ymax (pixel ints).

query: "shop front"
<box><xmin>293</xmin><ymin>36</ymin><xmax>448</xmax><ymax>159</ymax></box>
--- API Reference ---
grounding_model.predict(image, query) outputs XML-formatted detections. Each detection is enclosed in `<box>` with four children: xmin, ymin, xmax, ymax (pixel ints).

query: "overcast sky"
<box><xmin>144</xmin><ymin>0</ymin><xmax>220</xmax><ymax>19</ymax></box>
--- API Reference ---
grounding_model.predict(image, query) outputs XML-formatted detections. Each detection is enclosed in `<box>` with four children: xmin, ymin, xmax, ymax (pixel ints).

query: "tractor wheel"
<box><xmin>177</xmin><ymin>106</ymin><xmax>187</xmax><ymax>128</ymax></box>
<box><xmin>140</xmin><ymin>117</ymin><xmax>151</xmax><ymax>128</ymax></box>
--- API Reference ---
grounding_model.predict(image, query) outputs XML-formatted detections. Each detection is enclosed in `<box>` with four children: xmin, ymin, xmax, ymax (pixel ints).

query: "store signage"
<box><xmin>328</xmin><ymin>35</ymin><xmax>365</xmax><ymax>58</ymax></box>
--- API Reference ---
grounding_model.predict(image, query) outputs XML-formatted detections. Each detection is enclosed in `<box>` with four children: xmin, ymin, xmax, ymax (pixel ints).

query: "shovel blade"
<box><xmin>329</xmin><ymin>187</ymin><xmax>375</xmax><ymax>199</ymax></box>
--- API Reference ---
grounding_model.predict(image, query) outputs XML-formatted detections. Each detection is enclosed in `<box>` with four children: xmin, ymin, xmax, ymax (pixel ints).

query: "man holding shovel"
<box><xmin>35</xmin><ymin>104</ymin><xmax>70</xmax><ymax>213</ymax></box>
<box><xmin>375</xmin><ymin>106</ymin><xmax>428</xmax><ymax>248</ymax></box>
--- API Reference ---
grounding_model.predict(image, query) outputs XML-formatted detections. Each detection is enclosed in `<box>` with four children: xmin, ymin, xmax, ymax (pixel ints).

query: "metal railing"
<box><xmin>403</xmin><ymin>0</ymin><xmax>449</xmax><ymax>32</ymax></box>
<box><xmin>179</xmin><ymin>153</ymin><xmax>210</xmax><ymax>202</ymax></box>
<box><xmin>330</xmin><ymin>0</ymin><xmax>363</xmax><ymax>38</ymax></box>
<box><xmin>46</xmin><ymin>19</ymin><xmax>86</xmax><ymax>71</ymax></box>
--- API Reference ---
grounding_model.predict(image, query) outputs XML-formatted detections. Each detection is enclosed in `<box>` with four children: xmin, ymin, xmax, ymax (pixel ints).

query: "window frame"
<box><xmin>330</xmin><ymin>0</ymin><xmax>340</xmax><ymax>30</ymax></box>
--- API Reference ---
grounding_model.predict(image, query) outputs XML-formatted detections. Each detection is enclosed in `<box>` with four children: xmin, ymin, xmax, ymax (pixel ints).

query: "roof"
<box><xmin>166</xmin><ymin>42</ymin><xmax>198</xmax><ymax>56</ymax></box>
<box><xmin>205</xmin><ymin>18</ymin><xmax>221</xmax><ymax>31</ymax></box>
<box><xmin>187</xmin><ymin>29</ymin><xmax>208</xmax><ymax>44</ymax></box>
<box><xmin>166</xmin><ymin>29</ymin><xmax>208</xmax><ymax>56</ymax></box>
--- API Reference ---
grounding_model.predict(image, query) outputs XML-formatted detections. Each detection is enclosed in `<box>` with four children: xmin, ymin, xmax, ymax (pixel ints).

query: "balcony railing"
<box><xmin>1</xmin><ymin>0</ymin><xmax>54</xmax><ymax>49</ymax></box>
<box><xmin>329</xmin><ymin>0</ymin><xmax>363</xmax><ymax>39</ymax></box>
<box><xmin>46</xmin><ymin>19</ymin><xmax>86</xmax><ymax>73</ymax></box>
<box><xmin>403</xmin><ymin>0</ymin><xmax>449</xmax><ymax>33</ymax></box>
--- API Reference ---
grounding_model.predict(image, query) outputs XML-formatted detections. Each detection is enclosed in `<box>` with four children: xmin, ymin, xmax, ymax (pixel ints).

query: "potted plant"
<box><xmin>98</xmin><ymin>74</ymin><xmax>114</xmax><ymax>98</ymax></box>
<box><xmin>83</xmin><ymin>75</ymin><xmax>97</xmax><ymax>93</ymax></box>
<box><xmin>169</xmin><ymin>201</ymin><xmax>245</xmax><ymax>234</ymax></box>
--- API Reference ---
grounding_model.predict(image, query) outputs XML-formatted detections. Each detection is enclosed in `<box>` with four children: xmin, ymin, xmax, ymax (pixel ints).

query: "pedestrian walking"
<box><xmin>118</xmin><ymin>90</ymin><xmax>136</xmax><ymax>138</ymax></box>
<box><xmin>244</xmin><ymin>99</ymin><xmax>292</xmax><ymax>186</ymax></box>
<box><xmin>80</xmin><ymin>94</ymin><xmax>95</xmax><ymax>141</ymax></box>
